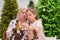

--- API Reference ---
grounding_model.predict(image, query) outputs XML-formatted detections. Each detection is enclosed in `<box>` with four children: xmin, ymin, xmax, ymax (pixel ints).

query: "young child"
<box><xmin>22</xmin><ymin>8</ymin><xmax>46</xmax><ymax>40</ymax></box>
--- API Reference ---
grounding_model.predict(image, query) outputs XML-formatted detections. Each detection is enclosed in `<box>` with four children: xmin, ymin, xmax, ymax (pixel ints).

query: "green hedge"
<box><xmin>35</xmin><ymin>0</ymin><xmax>60</xmax><ymax>39</ymax></box>
<box><xmin>0</xmin><ymin>0</ymin><xmax>18</xmax><ymax>38</ymax></box>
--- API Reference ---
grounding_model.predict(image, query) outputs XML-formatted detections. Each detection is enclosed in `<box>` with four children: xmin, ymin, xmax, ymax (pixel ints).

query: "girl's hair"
<box><xmin>26</xmin><ymin>8</ymin><xmax>39</xmax><ymax>20</ymax></box>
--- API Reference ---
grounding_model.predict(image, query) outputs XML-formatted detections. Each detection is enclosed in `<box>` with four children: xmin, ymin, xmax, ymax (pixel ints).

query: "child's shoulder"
<box><xmin>38</xmin><ymin>19</ymin><xmax>42</xmax><ymax>21</ymax></box>
<box><xmin>35</xmin><ymin>19</ymin><xmax>43</xmax><ymax>27</ymax></box>
<box><xmin>36</xmin><ymin>19</ymin><xmax>42</xmax><ymax>23</ymax></box>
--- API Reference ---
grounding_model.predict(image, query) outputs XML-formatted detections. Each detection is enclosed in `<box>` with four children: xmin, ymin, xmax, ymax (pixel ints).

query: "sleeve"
<box><xmin>36</xmin><ymin>20</ymin><xmax>46</xmax><ymax>40</ymax></box>
<box><xmin>6</xmin><ymin>20</ymin><xmax>16</xmax><ymax>38</ymax></box>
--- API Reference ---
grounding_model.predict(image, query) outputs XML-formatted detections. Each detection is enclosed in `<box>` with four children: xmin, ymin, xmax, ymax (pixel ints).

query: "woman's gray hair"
<box><xmin>16</xmin><ymin>8</ymin><xmax>27</xmax><ymax>20</ymax></box>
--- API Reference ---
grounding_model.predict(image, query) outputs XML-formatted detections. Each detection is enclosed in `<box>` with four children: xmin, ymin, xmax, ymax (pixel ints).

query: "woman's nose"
<box><xmin>23</xmin><ymin>13</ymin><xmax>26</xmax><ymax>17</ymax></box>
<box><xmin>23</xmin><ymin>13</ymin><xmax>25</xmax><ymax>15</ymax></box>
<box><xmin>23</xmin><ymin>13</ymin><xmax>26</xmax><ymax>16</ymax></box>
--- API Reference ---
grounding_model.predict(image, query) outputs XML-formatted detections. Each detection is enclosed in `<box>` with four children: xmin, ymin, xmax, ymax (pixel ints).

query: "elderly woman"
<box><xmin>5</xmin><ymin>8</ymin><xmax>28</xmax><ymax>40</ymax></box>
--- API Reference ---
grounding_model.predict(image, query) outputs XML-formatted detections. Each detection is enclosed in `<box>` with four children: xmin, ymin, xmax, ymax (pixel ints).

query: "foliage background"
<box><xmin>0</xmin><ymin>0</ymin><xmax>18</xmax><ymax>38</ymax></box>
<box><xmin>35</xmin><ymin>0</ymin><xmax>60</xmax><ymax>39</ymax></box>
<box><xmin>0</xmin><ymin>0</ymin><xmax>60</xmax><ymax>39</ymax></box>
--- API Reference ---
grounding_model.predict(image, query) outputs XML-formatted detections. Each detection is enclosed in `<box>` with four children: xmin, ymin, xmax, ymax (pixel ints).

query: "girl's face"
<box><xmin>26</xmin><ymin>10</ymin><xmax>36</xmax><ymax>22</ymax></box>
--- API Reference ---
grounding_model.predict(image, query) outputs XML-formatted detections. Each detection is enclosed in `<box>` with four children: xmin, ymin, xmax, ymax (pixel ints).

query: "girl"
<box><xmin>22</xmin><ymin>8</ymin><xmax>46</xmax><ymax>40</ymax></box>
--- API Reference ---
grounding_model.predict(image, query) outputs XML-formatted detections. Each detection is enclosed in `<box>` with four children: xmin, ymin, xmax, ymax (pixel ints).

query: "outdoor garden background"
<box><xmin>0</xmin><ymin>0</ymin><xmax>60</xmax><ymax>39</ymax></box>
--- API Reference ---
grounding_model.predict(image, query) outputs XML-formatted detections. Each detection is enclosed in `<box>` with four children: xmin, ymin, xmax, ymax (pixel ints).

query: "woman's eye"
<box><xmin>22</xmin><ymin>12</ymin><xmax>24</xmax><ymax>14</ymax></box>
<box><xmin>29</xmin><ymin>14</ymin><xmax>31</xmax><ymax>16</ymax></box>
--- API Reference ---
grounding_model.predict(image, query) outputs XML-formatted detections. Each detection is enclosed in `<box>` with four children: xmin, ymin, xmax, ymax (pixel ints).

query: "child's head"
<box><xmin>26</xmin><ymin>8</ymin><xmax>39</xmax><ymax>22</ymax></box>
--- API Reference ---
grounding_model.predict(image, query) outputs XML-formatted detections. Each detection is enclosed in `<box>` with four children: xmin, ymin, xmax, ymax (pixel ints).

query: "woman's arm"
<box><xmin>6</xmin><ymin>20</ymin><xmax>16</xmax><ymax>38</ymax></box>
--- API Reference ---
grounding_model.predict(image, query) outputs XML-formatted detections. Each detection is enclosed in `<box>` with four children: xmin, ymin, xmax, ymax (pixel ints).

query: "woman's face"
<box><xmin>19</xmin><ymin>9</ymin><xmax>27</xmax><ymax>20</ymax></box>
<box><xmin>26</xmin><ymin>10</ymin><xmax>36</xmax><ymax>22</ymax></box>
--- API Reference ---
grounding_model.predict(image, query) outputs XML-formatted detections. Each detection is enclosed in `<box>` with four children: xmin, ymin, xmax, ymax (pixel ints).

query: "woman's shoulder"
<box><xmin>10</xmin><ymin>19</ymin><xmax>16</xmax><ymax>24</ymax></box>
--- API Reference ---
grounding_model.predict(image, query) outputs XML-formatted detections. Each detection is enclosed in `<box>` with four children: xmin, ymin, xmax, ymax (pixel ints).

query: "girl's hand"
<box><xmin>22</xmin><ymin>23</ymin><xmax>33</xmax><ymax>31</ymax></box>
<box><xmin>22</xmin><ymin>23</ymin><xmax>29</xmax><ymax>28</ymax></box>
